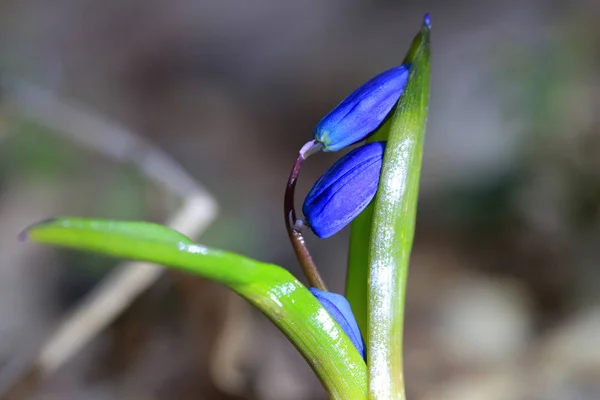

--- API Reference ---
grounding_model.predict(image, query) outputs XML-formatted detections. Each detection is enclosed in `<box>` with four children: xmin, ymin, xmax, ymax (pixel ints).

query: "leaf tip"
<box><xmin>19</xmin><ymin>218</ymin><xmax>57</xmax><ymax>242</ymax></box>
<box><xmin>18</xmin><ymin>229</ymin><xmax>29</xmax><ymax>243</ymax></box>
<box><xmin>423</xmin><ymin>13</ymin><xmax>431</xmax><ymax>29</ymax></box>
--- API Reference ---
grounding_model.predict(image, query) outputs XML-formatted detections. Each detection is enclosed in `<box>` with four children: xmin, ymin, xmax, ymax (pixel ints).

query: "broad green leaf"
<box><xmin>366</xmin><ymin>18</ymin><xmax>431</xmax><ymax>399</ymax></box>
<box><xmin>23</xmin><ymin>218</ymin><xmax>367</xmax><ymax>399</ymax></box>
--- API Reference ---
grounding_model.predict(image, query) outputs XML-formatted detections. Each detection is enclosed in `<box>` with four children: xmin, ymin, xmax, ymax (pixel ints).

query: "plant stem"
<box><xmin>284</xmin><ymin>140</ymin><xmax>327</xmax><ymax>291</ymax></box>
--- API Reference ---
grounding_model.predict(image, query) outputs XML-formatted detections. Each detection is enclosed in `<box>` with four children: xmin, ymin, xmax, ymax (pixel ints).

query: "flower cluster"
<box><xmin>284</xmin><ymin>12</ymin><xmax>430</xmax><ymax>359</ymax></box>
<box><xmin>305</xmin><ymin>64</ymin><xmax>410</xmax><ymax>237</ymax></box>
<box><xmin>283</xmin><ymin>57</ymin><xmax>415</xmax><ymax>359</ymax></box>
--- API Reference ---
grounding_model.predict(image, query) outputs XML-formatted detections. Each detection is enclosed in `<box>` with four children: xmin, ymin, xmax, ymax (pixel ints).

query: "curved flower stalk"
<box><xmin>284</xmin><ymin>140</ymin><xmax>328</xmax><ymax>290</ymax></box>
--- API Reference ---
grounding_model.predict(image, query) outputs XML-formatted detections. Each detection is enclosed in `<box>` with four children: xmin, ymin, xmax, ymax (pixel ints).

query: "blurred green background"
<box><xmin>0</xmin><ymin>1</ymin><xmax>599</xmax><ymax>399</ymax></box>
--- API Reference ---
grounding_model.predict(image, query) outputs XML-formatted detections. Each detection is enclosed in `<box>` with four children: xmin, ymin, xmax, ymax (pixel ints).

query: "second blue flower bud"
<box><xmin>303</xmin><ymin>141</ymin><xmax>385</xmax><ymax>238</ymax></box>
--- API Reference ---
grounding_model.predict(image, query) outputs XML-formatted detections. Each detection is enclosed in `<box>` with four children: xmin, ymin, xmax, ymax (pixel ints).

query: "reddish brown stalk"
<box><xmin>284</xmin><ymin>140</ymin><xmax>327</xmax><ymax>291</ymax></box>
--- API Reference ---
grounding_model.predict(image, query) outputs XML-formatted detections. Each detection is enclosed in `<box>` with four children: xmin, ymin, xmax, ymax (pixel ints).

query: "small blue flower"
<box><xmin>309</xmin><ymin>288</ymin><xmax>365</xmax><ymax>360</ymax></box>
<box><xmin>314</xmin><ymin>64</ymin><xmax>410</xmax><ymax>152</ymax></box>
<box><xmin>303</xmin><ymin>142</ymin><xmax>385</xmax><ymax>238</ymax></box>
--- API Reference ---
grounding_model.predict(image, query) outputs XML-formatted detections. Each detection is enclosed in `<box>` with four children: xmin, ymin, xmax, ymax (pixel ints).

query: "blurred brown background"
<box><xmin>0</xmin><ymin>0</ymin><xmax>599</xmax><ymax>399</ymax></box>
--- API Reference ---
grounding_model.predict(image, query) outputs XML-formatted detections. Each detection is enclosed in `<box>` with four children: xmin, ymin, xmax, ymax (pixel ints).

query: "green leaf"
<box><xmin>346</xmin><ymin>16</ymin><xmax>432</xmax><ymax>346</ymax></box>
<box><xmin>366</xmin><ymin>18</ymin><xmax>431</xmax><ymax>399</ymax></box>
<box><xmin>23</xmin><ymin>218</ymin><xmax>367</xmax><ymax>399</ymax></box>
<box><xmin>346</xmin><ymin>119</ymin><xmax>391</xmax><ymax>334</ymax></box>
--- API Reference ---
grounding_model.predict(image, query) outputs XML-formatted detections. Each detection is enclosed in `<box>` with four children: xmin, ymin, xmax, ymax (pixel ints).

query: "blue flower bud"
<box><xmin>314</xmin><ymin>64</ymin><xmax>410</xmax><ymax>152</ymax></box>
<box><xmin>303</xmin><ymin>141</ymin><xmax>385</xmax><ymax>238</ymax></box>
<box><xmin>309</xmin><ymin>288</ymin><xmax>365</xmax><ymax>360</ymax></box>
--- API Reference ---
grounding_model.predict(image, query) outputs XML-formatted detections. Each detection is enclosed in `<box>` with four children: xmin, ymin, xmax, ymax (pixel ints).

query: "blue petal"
<box><xmin>314</xmin><ymin>64</ymin><xmax>410</xmax><ymax>152</ymax></box>
<box><xmin>303</xmin><ymin>142</ymin><xmax>385</xmax><ymax>238</ymax></box>
<box><xmin>309</xmin><ymin>288</ymin><xmax>365</xmax><ymax>360</ymax></box>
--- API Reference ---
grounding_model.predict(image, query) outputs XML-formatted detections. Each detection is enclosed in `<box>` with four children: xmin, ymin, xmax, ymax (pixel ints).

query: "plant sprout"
<box><xmin>22</xmin><ymin>14</ymin><xmax>430</xmax><ymax>400</ymax></box>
